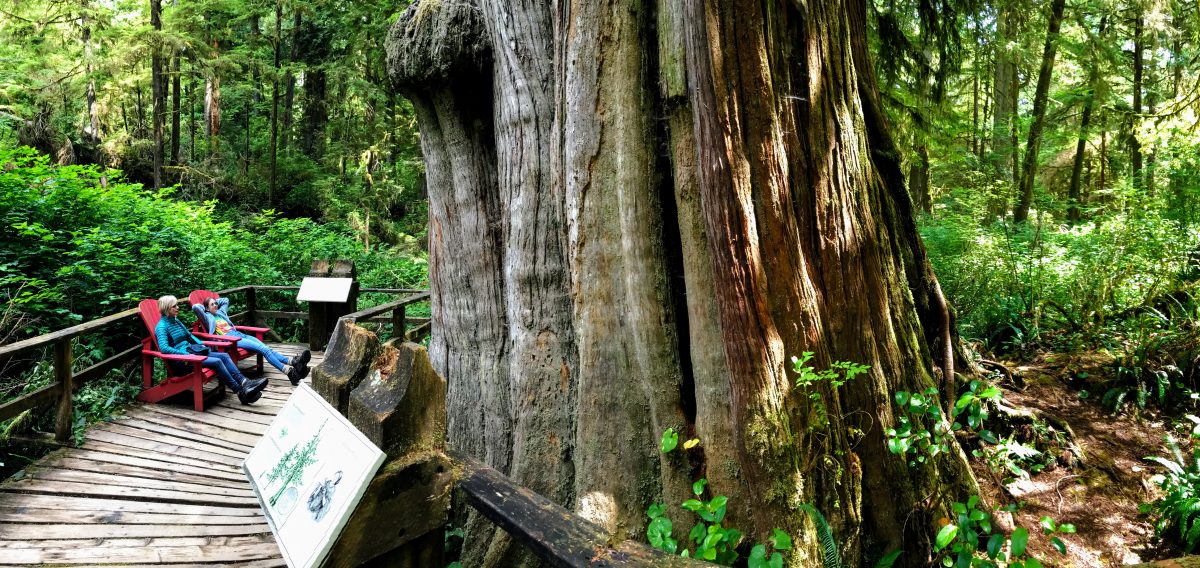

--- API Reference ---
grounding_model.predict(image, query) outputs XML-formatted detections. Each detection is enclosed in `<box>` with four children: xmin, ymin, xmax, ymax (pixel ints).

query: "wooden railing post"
<box><xmin>391</xmin><ymin>304</ymin><xmax>406</xmax><ymax>342</ymax></box>
<box><xmin>53</xmin><ymin>339</ymin><xmax>73</xmax><ymax>444</ymax></box>
<box><xmin>245</xmin><ymin>286</ymin><xmax>257</xmax><ymax>326</ymax></box>
<box><xmin>308</xmin><ymin>260</ymin><xmax>331</xmax><ymax>351</ymax></box>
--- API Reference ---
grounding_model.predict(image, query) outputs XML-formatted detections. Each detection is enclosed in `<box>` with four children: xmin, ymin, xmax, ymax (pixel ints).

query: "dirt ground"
<box><xmin>975</xmin><ymin>351</ymin><xmax>1183</xmax><ymax>567</ymax></box>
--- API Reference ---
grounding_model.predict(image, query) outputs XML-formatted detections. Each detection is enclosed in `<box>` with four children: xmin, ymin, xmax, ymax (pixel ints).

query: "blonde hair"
<box><xmin>157</xmin><ymin>295</ymin><xmax>179</xmax><ymax>316</ymax></box>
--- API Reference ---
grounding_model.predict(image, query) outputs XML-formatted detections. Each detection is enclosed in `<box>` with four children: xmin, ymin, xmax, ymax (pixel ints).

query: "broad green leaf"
<box><xmin>1010</xmin><ymin>527</ymin><xmax>1029</xmax><ymax>557</ymax></box>
<box><xmin>935</xmin><ymin>524</ymin><xmax>958</xmax><ymax>550</ymax></box>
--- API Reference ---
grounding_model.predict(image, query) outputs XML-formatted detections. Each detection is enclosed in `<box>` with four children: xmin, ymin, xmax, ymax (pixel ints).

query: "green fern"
<box><xmin>800</xmin><ymin>503</ymin><xmax>842</xmax><ymax>568</ymax></box>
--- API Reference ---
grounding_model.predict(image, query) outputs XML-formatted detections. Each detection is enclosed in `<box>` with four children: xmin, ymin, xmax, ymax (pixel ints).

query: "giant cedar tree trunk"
<box><xmin>387</xmin><ymin>0</ymin><xmax>977</xmax><ymax>566</ymax></box>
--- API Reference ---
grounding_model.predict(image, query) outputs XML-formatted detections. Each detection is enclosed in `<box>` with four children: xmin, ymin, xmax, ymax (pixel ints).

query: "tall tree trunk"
<box><xmin>300</xmin><ymin>68</ymin><xmax>327</xmax><ymax>160</ymax></box>
<box><xmin>269</xmin><ymin>0</ymin><xmax>282</xmax><ymax>203</ymax></box>
<box><xmin>389</xmin><ymin>0</ymin><xmax>978</xmax><ymax>566</ymax></box>
<box><xmin>1068</xmin><ymin>15</ymin><xmax>1107</xmax><ymax>223</ymax></box>
<box><xmin>990</xmin><ymin>4</ymin><xmax>1017</xmax><ymax>215</ymax></box>
<box><xmin>150</xmin><ymin>0</ymin><xmax>164</xmax><ymax>190</ymax></box>
<box><xmin>282</xmin><ymin>10</ymin><xmax>301</xmax><ymax>151</ymax></box>
<box><xmin>81</xmin><ymin>0</ymin><xmax>106</xmax><ymax>187</ymax></box>
<box><xmin>171</xmin><ymin>53</ymin><xmax>181</xmax><ymax>165</ymax></box>
<box><xmin>1131</xmin><ymin>14</ymin><xmax>1144</xmax><ymax>193</ymax></box>
<box><xmin>204</xmin><ymin>37</ymin><xmax>221</xmax><ymax>158</ymax></box>
<box><xmin>188</xmin><ymin>58</ymin><xmax>196</xmax><ymax>163</ymax></box>
<box><xmin>1014</xmin><ymin>0</ymin><xmax>1067</xmax><ymax>223</ymax></box>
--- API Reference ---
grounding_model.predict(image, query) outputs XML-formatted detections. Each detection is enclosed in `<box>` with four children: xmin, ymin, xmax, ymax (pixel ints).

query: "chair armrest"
<box><xmin>195</xmin><ymin>332</ymin><xmax>236</xmax><ymax>343</ymax></box>
<box><xmin>234</xmin><ymin>325</ymin><xmax>270</xmax><ymax>335</ymax></box>
<box><xmin>144</xmin><ymin>350</ymin><xmax>206</xmax><ymax>363</ymax></box>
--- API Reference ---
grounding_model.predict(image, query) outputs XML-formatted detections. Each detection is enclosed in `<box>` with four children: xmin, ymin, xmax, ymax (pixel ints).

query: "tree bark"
<box><xmin>388</xmin><ymin>0</ymin><xmax>979</xmax><ymax>566</ymax></box>
<box><xmin>1131</xmin><ymin>14</ymin><xmax>1144</xmax><ymax>193</ymax></box>
<box><xmin>1014</xmin><ymin>0</ymin><xmax>1067</xmax><ymax>224</ymax></box>
<box><xmin>204</xmin><ymin>37</ymin><xmax>221</xmax><ymax>157</ymax></box>
<box><xmin>150</xmin><ymin>0</ymin><xmax>164</xmax><ymax>190</ymax></box>
<box><xmin>269</xmin><ymin>0</ymin><xmax>282</xmax><ymax>202</ymax></box>
<box><xmin>1068</xmin><ymin>15</ymin><xmax>1107</xmax><ymax>223</ymax></box>
<box><xmin>990</xmin><ymin>4</ymin><xmax>1017</xmax><ymax>200</ymax></box>
<box><xmin>171</xmin><ymin>53</ymin><xmax>181</xmax><ymax>165</ymax></box>
<box><xmin>282</xmin><ymin>10</ymin><xmax>301</xmax><ymax>151</ymax></box>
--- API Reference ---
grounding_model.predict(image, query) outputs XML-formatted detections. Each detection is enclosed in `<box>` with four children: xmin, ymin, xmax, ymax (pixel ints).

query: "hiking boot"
<box><xmin>294</xmin><ymin>350</ymin><xmax>312</xmax><ymax>372</ymax></box>
<box><xmin>237</xmin><ymin>387</ymin><xmax>263</xmax><ymax>405</ymax></box>
<box><xmin>243</xmin><ymin>376</ymin><xmax>268</xmax><ymax>394</ymax></box>
<box><xmin>286</xmin><ymin>364</ymin><xmax>303</xmax><ymax>385</ymax></box>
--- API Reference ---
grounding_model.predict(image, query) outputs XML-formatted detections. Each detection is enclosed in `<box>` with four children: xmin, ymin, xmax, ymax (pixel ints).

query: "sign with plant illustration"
<box><xmin>243</xmin><ymin>384</ymin><xmax>385</xmax><ymax>568</ymax></box>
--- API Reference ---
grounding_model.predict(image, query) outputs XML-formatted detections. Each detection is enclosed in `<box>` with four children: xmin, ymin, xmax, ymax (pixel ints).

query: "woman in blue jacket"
<box><xmin>155</xmin><ymin>295</ymin><xmax>268</xmax><ymax>404</ymax></box>
<box><xmin>193</xmin><ymin>296</ymin><xmax>312</xmax><ymax>385</ymax></box>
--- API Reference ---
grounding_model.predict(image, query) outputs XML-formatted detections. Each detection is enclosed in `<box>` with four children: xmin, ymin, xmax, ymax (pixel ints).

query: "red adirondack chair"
<box><xmin>136</xmin><ymin>298</ymin><xmax>231</xmax><ymax>411</ymax></box>
<box><xmin>188</xmin><ymin>289</ymin><xmax>271</xmax><ymax>374</ymax></box>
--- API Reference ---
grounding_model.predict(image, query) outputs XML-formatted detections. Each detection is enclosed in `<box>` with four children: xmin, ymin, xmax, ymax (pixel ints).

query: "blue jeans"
<box><xmin>228</xmin><ymin>331</ymin><xmax>289</xmax><ymax>371</ymax></box>
<box><xmin>170</xmin><ymin>351</ymin><xmax>244</xmax><ymax>391</ymax></box>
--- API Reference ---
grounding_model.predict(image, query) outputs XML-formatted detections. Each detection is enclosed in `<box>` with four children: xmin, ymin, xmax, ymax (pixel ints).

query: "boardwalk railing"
<box><xmin>0</xmin><ymin>285</ymin><xmax>429</xmax><ymax>445</ymax></box>
<box><xmin>314</xmin><ymin>320</ymin><xmax>706</xmax><ymax>568</ymax></box>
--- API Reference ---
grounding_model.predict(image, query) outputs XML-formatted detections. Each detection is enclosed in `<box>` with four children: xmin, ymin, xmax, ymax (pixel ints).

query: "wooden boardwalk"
<box><xmin>0</xmin><ymin>343</ymin><xmax>319</xmax><ymax>566</ymax></box>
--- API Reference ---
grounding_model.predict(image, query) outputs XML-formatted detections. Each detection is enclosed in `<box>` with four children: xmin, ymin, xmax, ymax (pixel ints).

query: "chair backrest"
<box><xmin>138</xmin><ymin>299</ymin><xmax>163</xmax><ymax>351</ymax></box>
<box><xmin>189</xmin><ymin>290</ymin><xmax>217</xmax><ymax>308</ymax></box>
<box><xmin>188</xmin><ymin>290</ymin><xmax>218</xmax><ymax>333</ymax></box>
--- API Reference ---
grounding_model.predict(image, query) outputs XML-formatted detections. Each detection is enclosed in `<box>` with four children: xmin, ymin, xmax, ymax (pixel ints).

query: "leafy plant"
<box><xmin>646</xmin><ymin>430</ymin><xmax>788</xmax><ymax>566</ymax></box>
<box><xmin>887</xmin><ymin>380</ymin><xmax>1002</xmax><ymax>466</ymax></box>
<box><xmin>1143</xmin><ymin>415</ymin><xmax>1200</xmax><ymax>552</ymax></box>
<box><xmin>798</xmin><ymin>503</ymin><xmax>900</xmax><ymax>568</ymax></box>
<box><xmin>933</xmin><ymin>496</ymin><xmax>1070</xmax><ymax>568</ymax></box>
<box><xmin>792</xmin><ymin>352</ymin><xmax>870</xmax><ymax>431</ymax></box>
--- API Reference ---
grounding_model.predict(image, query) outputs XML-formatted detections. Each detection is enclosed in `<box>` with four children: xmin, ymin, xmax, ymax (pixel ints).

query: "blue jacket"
<box><xmin>155</xmin><ymin>316</ymin><xmax>202</xmax><ymax>355</ymax></box>
<box><xmin>192</xmin><ymin>297</ymin><xmax>240</xmax><ymax>336</ymax></box>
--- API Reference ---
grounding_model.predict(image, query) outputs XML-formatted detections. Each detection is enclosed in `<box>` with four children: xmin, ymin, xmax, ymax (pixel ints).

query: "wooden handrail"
<box><xmin>342</xmin><ymin>292</ymin><xmax>430</xmax><ymax>323</ymax></box>
<box><xmin>0</xmin><ymin>308</ymin><xmax>139</xmax><ymax>360</ymax></box>
<box><xmin>456</xmin><ymin>455</ymin><xmax>708</xmax><ymax>567</ymax></box>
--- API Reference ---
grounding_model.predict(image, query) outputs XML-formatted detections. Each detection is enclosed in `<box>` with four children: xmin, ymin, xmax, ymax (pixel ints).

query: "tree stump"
<box><xmin>312</xmin><ymin>320</ymin><xmax>381</xmax><ymax>414</ymax></box>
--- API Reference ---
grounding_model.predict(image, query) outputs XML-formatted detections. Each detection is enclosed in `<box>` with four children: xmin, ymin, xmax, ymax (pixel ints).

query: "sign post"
<box><xmin>299</xmin><ymin>260</ymin><xmax>358</xmax><ymax>351</ymax></box>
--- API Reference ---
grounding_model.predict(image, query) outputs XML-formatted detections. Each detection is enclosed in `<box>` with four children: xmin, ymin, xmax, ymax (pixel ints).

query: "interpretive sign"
<box><xmin>243</xmin><ymin>383</ymin><xmax>386</xmax><ymax>568</ymax></box>
<box><xmin>296</xmin><ymin>276</ymin><xmax>355</xmax><ymax>303</ymax></box>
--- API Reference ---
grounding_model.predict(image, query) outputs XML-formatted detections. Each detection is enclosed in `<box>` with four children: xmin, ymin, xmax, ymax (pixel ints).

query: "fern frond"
<box><xmin>800</xmin><ymin>503</ymin><xmax>842</xmax><ymax>568</ymax></box>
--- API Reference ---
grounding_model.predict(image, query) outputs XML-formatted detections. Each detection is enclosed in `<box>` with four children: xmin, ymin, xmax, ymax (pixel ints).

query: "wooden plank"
<box><xmin>203</xmin><ymin>403</ymin><xmax>276</xmax><ymax>426</ymax></box>
<box><xmin>0</xmin><ymin>479</ymin><xmax>261</xmax><ymax>507</ymax></box>
<box><xmin>76</xmin><ymin>442</ymin><xmax>246</xmax><ymax>477</ymax></box>
<box><xmin>114</xmin><ymin>414</ymin><xmax>258</xmax><ymax>452</ymax></box>
<box><xmin>28</xmin><ymin>468</ymin><xmax>254</xmax><ymax>499</ymax></box>
<box><xmin>343</xmin><ymin>292</ymin><xmax>430</xmax><ymax>322</ymax></box>
<box><xmin>84</xmin><ymin>427</ymin><xmax>246</xmax><ymax>466</ymax></box>
<box><xmin>0</xmin><ymin>522</ymin><xmax>271</xmax><ymax>540</ymax></box>
<box><xmin>0</xmin><ymin>382</ymin><xmax>62</xmax><ymax>423</ymax></box>
<box><xmin>457</xmin><ymin>455</ymin><xmax>709</xmax><ymax>567</ymax></box>
<box><xmin>138</xmin><ymin>403</ymin><xmax>269</xmax><ymax>436</ymax></box>
<box><xmin>360</xmin><ymin>287</ymin><xmax>427</xmax><ymax>294</ymax></box>
<box><xmin>49</xmin><ymin>456</ymin><xmax>248</xmax><ymax>489</ymax></box>
<box><xmin>0</xmin><ymin>507</ymin><xmax>259</xmax><ymax>526</ymax></box>
<box><xmin>258</xmin><ymin>310</ymin><xmax>308</xmax><ymax>321</ymax></box>
<box><xmin>69</xmin><ymin>561</ymin><xmax>286</xmax><ymax>568</ymax></box>
<box><xmin>54</xmin><ymin>339</ymin><xmax>74</xmax><ymax>444</ymax></box>
<box><xmin>93</xmin><ymin>420</ymin><xmax>248</xmax><ymax>461</ymax></box>
<box><xmin>0</xmin><ymin>493</ymin><xmax>261</xmax><ymax>516</ymax></box>
<box><xmin>216</xmin><ymin>285</ymin><xmax>254</xmax><ymax>295</ymax></box>
<box><xmin>0</xmin><ymin>534</ymin><xmax>278</xmax><ymax>548</ymax></box>
<box><xmin>69</xmin><ymin>447</ymin><xmax>247</xmax><ymax>484</ymax></box>
<box><xmin>0</xmin><ymin>309</ymin><xmax>138</xmax><ymax>360</ymax></box>
<box><xmin>0</xmin><ymin>536</ymin><xmax>282</xmax><ymax>564</ymax></box>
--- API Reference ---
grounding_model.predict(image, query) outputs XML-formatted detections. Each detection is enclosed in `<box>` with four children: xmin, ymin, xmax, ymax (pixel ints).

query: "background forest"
<box><xmin>3</xmin><ymin>0</ymin><xmax>1200</xmax><ymax>564</ymax></box>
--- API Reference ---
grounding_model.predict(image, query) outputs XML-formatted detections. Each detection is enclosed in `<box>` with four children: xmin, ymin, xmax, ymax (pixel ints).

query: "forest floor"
<box><xmin>977</xmin><ymin>351</ymin><xmax>1180</xmax><ymax>567</ymax></box>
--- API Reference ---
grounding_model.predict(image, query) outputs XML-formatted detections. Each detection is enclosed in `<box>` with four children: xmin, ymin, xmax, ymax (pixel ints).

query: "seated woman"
<box><xmin>193</xmin><ymin>296</ymin><xmax>312</xmax><ymax>385</ymax></box>
<box><xmin>156</xmin><ymin>295</ymin><xmax>268</xmax><ymax>404</ymax></box>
